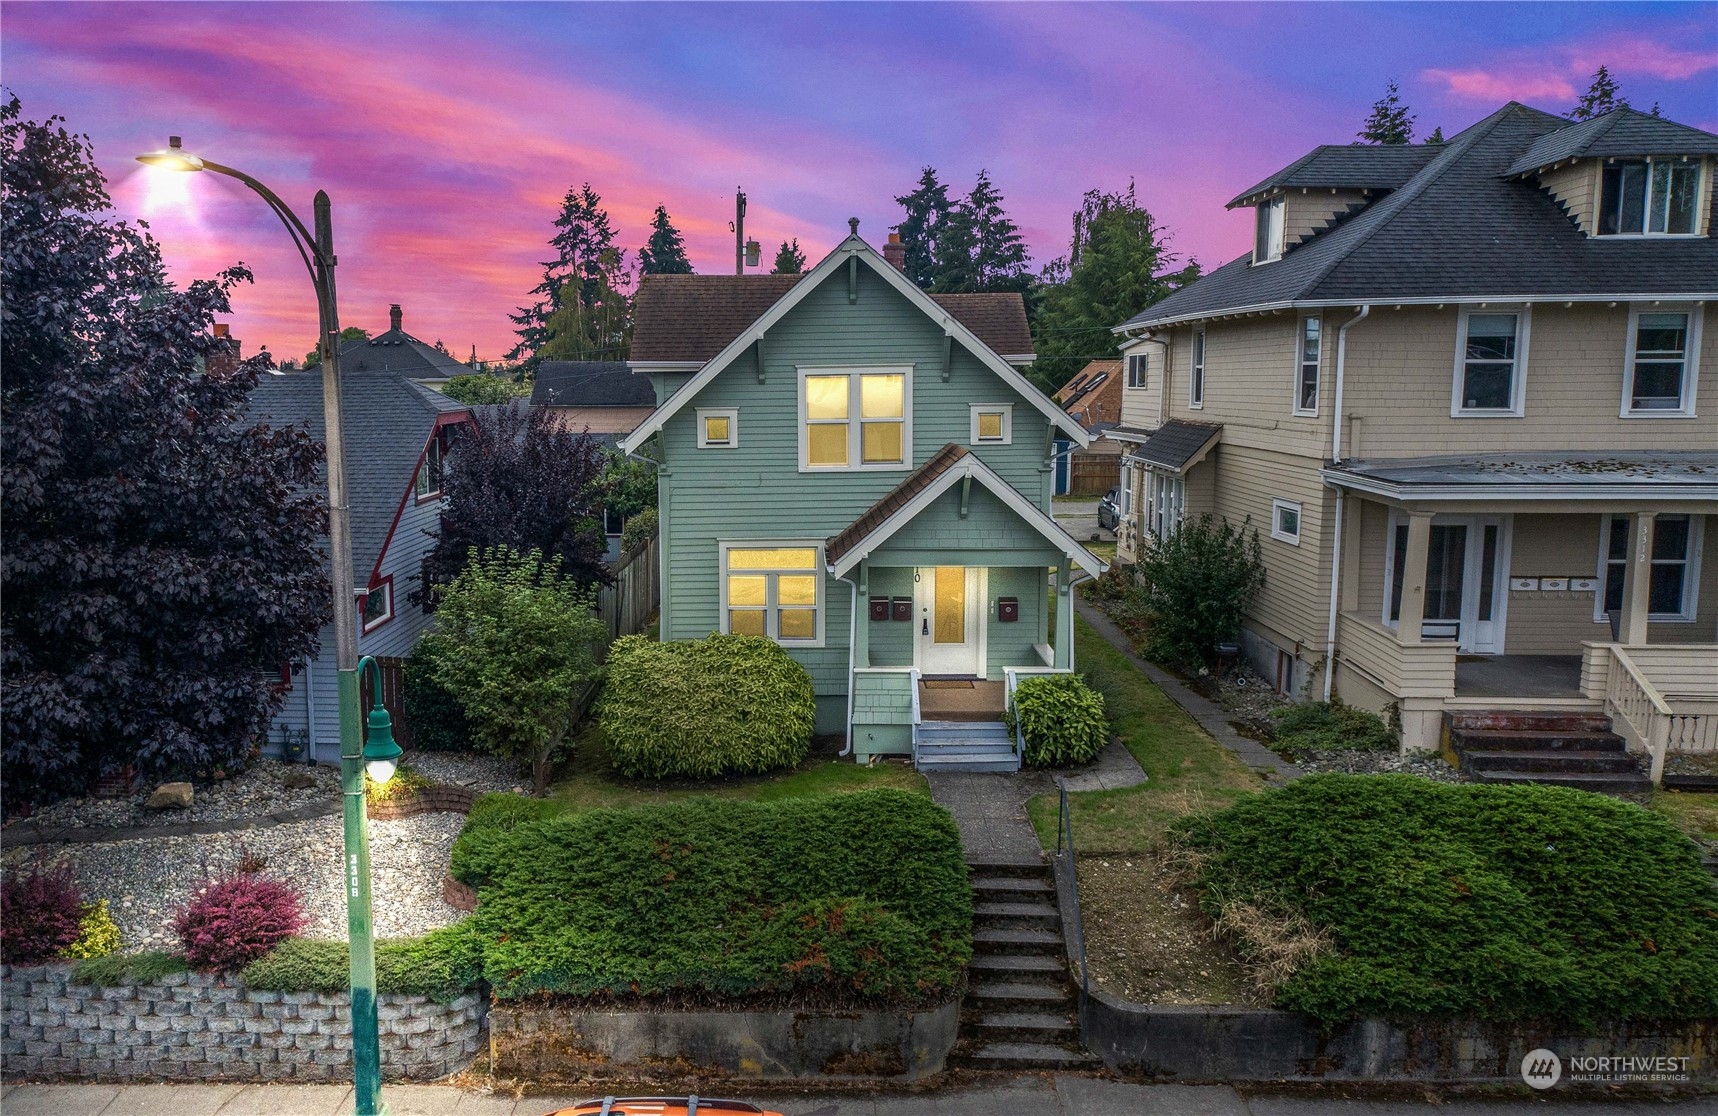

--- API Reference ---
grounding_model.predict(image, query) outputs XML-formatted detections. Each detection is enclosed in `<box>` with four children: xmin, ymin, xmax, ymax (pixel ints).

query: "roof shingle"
<box><xmin>826</xmin><ymin>444</ymin><xmax>970</xmax><ymax>564</ymax></box>
<box><xmin>531</xmin><ymin>361</ymin><xmax>655</xmax><ymax>407</ymax></box>
<box><xmin>1228</xmin><ymin>143</ymin><xmax>1443</xmax><ymax>207</ymax></box>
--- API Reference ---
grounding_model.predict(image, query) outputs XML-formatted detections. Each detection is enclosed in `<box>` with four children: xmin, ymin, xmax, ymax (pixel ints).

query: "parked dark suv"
<box><xmin>1097</xmin><ymin>486</ymin><xmax>1121</xmax><ymax>532</ymax></box>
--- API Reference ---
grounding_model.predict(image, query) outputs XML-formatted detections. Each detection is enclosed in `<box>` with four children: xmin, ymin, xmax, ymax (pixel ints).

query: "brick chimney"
<box><xmin>389</xmin><ymin>304</ymin><xmax>403</xmax><ymax>332</ymax></box>
<box><xmin>207</xmin><ymin>323</ymin><xmax>241</xmax><ymax>376</ymax></box>
<box><xmin>883</xmin><ymin>232</ymin><xmax>906</xmax><ymax>271</ymax></box>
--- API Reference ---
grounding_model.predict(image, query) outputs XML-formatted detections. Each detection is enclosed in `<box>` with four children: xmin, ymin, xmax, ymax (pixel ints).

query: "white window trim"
<box><xmin>1620</xmin><ymin>303</ymin><xmax>1701</xmax><ymax>419</ymax></box>
<box><xmin>1144</xmin><ymin>469</ymin><xmax>1186</xmax><ymax>541</ymax></box>
<box><xmin>1449</xmin><ymin>304</ymin><xmax>1531</xmax><ymax>418</ymax></box>
<box><xmin>1270</xmin><ymin>499</ymin><xmax>1302</xmax><ymax>546</ymax></box>
<box><xmin>1593</xmin><ymin>514</ymin><xmax>1703</xmax><ymax>623</ymax></box>
<box><xmin>969</xmin><ymin>403</ymin><xmax>1014</xmax><ymax>445</ymax></box>
<box><xmin>1125</xmin><ymin>352</ymin><xmax>1148</xmax><ymax>389</ymax></box>
<box><xmin>1189</xmin><ymin>330</ymin><xmax>1206</xmax><ymax>410</ymax></box>
<box><xmin>796</xmin><ymin>365</ymin><xmax>913</xmax><ymax>473</ymax></box>
<box><xmin>360</xmin><ymin>580</ymin><xmax>393</xmax><ymax>633</ymax></box>
<box><xmin>1292</xmin><ymin>315</ymin><xmax>1321</xmax><ymax>417</ymax></box>
<box><xmin>1253</xmin><ymin>196</ymin><xmax>1285</xmax><ymax>265</ymax></box>
<box><xmin>696</xmin><ymin>407</ymin><xmax>739</xmax><ymax>448</ymax></box>
<box><xmin>1595</xmin><ymin>158</ymin><xmax>1705</xmax><ymax>239</ymax></box>
<box><xmin>718</xmin><ymin>539</ymin><xmax>827</xmax><ymax>647</ymax></box>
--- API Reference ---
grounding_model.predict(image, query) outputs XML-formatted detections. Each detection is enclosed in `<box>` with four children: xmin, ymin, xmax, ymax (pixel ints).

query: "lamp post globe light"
<box><xmin>137</xmin><ymin>138</ymin><xmax>397</xmax><ymax>1116</ymax></box>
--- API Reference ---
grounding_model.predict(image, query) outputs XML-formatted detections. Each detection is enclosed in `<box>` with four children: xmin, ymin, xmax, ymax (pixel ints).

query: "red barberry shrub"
<box><xmin>1</xmin><ymin>864</ymin><xmax>85</xmax><ymax>963</ymax></box>
<box><xmin>173</xmin><ymin>874</ymin><xmax>304</xmax><ymax>971</ymax></box>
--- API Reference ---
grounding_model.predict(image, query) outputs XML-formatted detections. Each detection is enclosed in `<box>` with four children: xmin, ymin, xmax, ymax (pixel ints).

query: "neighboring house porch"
<box><xmin>1322</xmin><ymin>453</ymin><xmax>1717</xmax><ymax>774</ymax></box>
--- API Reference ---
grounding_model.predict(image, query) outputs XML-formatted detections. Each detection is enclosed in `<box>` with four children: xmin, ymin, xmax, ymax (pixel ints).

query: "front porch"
<box><xmin>1454</xmin><ymin>654</ymin><xmax>1582</xmax><ymax>699</ymax></box>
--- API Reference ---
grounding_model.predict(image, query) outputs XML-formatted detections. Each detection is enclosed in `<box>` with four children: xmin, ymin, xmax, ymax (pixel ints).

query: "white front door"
<box><xmin>915</xmin><ymin>566</ymin><xmax>983</xmax><ymax>676</ymax></box>
<box><xmin>1389</xmin><ymin>514</ymin><xmax>1511</xmax><ymax>653</ymax></box>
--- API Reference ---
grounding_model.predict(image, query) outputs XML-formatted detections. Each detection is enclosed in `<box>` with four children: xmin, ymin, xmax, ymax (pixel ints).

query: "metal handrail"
<box><xmin>1055</xmin><ymin>778</ymin><xmax>1091</xmax><ymax>1045</ymax></box>
<box><xmin>1005</xmin><ymin>669</ymin><xmax>1024</xmax><ymax>757</ymax></box>
<box><xmin>909</xmin><ymin>667</ymin><xmax>922</xmax><ymax>768</ymax></box>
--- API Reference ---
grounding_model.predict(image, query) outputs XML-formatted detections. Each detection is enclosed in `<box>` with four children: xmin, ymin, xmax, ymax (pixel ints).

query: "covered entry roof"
<box><xmin>1126</xmin><ymin>419</ymin><xmax>1222</xmax><ymax>475</ymax></box>
<box><xmin>826</xmin><ymin>443</ymin><xmax>1106</xmax><ymax>578</ymax></box>
<box><xmin>1323</xmin><ymin>451</ymin><xmax>1718</xmax><ymax>501</ymax></box>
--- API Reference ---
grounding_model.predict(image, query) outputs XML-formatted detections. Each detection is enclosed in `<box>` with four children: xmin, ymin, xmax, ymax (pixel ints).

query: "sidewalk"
<box><xmin>0</xmin><ymin>1079</ymin><xmax>1692</xmax><ymax>1115</ymax></box>
<box><xmin>1076</xmin><ymin>599</ymin><xmax>1301</xmax><ymax>783</ymax></box>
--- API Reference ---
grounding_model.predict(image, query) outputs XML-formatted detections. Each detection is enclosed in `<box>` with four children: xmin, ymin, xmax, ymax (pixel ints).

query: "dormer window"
<box><xmin>1253</xmin><ymin>197</ymin><xmax>1285</xmax><ymax>263</ymax></box>
<box><xmin>1598</xmin><ymin>158</ymin><xmax>1700</xmax><ymax>236</ymax></box>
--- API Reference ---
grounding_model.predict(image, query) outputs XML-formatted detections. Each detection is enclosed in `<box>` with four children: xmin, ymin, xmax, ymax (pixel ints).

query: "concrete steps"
<box><xmin>949</xmin><ymin>858</ymin><xmax>1093</xmax><ymax>1072</ymax></box>
<box><xmin>1447</xmin><ymin>711</ymin><xmax>1649</xmax><ymax>795</ymax></box>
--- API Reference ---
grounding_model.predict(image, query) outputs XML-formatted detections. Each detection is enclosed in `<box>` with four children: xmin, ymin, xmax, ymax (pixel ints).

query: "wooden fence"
<box><xmin>1068</xmin><ymin>452</ymin><xmax>1121</xmax><ymax>496</ymax></box>
<box><xmin>362</xmin><ymin>656</ymin><xmax>416</xmax><ymax>750</ymax></box>
<box><xmin>597</xmin><ymin>532</ymin><xmax>660</xmax><ymax>640</ymax></box>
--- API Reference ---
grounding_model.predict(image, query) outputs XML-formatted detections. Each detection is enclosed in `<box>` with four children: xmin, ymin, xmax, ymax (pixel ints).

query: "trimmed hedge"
<box><xmin>1171</xmin><ymin>775</ymin><xmax>1718</xmax><ymax>1026</ymax></box>
<box><xmin>599</xmin><ymin>633</ymin><xmax>814</xmax><ymax>779</ymax></box>
<box><xmin>70</xmin><ymin>950</ymin><xmax>189</xmax><ymax>987</ymax></box>
<box><xmin>1007</xmin><ymin>674</ymin><xmax>1107</xmax><ymax>768</ymax></box>
<box><xmin>240</xmin><ymin>926</ymin><xmax>483</xmax><ymax>1001</ymax></box>
<box><xmin>451</xmin><ymin>788</ymin><xmax>970</xmax><ymax>1005</ymax></box>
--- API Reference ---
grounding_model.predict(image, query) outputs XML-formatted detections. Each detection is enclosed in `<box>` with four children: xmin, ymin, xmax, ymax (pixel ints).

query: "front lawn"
<box><xmin>1652</xmin><ymin>789</ymin><xmax>1718</xmax><ymax>855</ymax></box>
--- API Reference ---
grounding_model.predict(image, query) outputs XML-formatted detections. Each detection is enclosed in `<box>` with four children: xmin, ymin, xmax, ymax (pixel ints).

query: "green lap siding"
<box><xmin>865</xmin><ymin>567</ymin><xmax>916</xmax><ymax>667</ymax></box>
<box><xmin>986</xmin><ymin>566</ymin><xmax>1047</xmax><ymax>675</ymax></box>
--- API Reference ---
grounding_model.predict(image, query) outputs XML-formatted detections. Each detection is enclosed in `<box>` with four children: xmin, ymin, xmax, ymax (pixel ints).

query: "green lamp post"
<box><xmin>136</xmin><ymin>139</ymin><xmax>400</xmax><ymax>1116</ymax></box>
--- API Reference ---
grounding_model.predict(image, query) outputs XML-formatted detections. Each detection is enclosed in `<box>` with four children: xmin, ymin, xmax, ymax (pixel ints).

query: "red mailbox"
<box><xmin>869</xmin><ymin>596</ymin><xmax>890</xmax><ymax>623</ymax></box>
<box><xmin>891</xmin><ymin>597</ymin><xmax>913</xmax><ymax>622</ymax></box>
<box><xmin>997</xmin><ymin>597</ymin><xmax>1019</xmax><ymax>622</ymax></box>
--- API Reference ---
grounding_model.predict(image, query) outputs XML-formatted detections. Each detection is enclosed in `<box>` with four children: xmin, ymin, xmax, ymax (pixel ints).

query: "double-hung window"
<box><xmin>1452</xmin><ymin>307</ymin><xmax>1528</xmax><ymax>415</ymax></box>
<box><xmin>1144</xmin><ymin>471</ymin><xmax>1185</xmax><ymax>541</ymax></box>
<box><xmin>1126</xmin><ymin>353</ymin><xmax>1148</xmax><ymax>389</ymax></box>
<box><xmin>800</xmin><ymin>367</ymin><xmax>909</xmax><ymax>470</ymax></box>
<box><xmin>414</xmin><ymin>436</ymin><xmax>443</xmax><ymax>502</ymax></box>
<box><xmin>721</xmin><ymin>543</ymin><xmax>823</xmax><ymax>644</ymax></box>
<box><xmin>1599</xmin><ymin>515</ymin><xmax>1702</xmax><ymax>622</ymax></box>
<box><xmin>1253</xmin><ymin>197</ymin><xmax>1285</xmax><ymax>263</ymax></box>
<box><xmin>1623</xmin><ymin>306</ymin><xmax>1700</xmax><ymax>416</ymax></box>
<box><xmin>1294</xmin><ymin>316</ymin><xmax>1321</xmax><ymax>415</ymax></box>
<box><xmin>1598</xmin><ymin>159</ymin><xmax>1701</xmax><ymax>236</ymax></box>
<box><xmin>1189</xmin><ymin>331</ymin><xmax>1206</xmax><ymax>408</ymax></box>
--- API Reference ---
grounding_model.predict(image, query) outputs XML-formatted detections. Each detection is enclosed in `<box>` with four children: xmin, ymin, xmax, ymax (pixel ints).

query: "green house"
<box><xmin>621</xmin><ymin>228</ymin><xmax>1105</xmax><ymax>769</ymax></box>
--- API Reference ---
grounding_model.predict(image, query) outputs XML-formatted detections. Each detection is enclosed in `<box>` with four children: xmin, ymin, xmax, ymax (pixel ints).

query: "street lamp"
<box><xmin>137</xmin><ymin>137</ymin><xmax>393</xmax><ymax>1116</ymax></box>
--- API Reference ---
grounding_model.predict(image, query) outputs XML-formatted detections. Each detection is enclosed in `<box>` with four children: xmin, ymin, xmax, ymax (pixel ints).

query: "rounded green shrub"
<box><xmin>63</xmin><ymin>899</ymin><xmax>123</xmax><ymax>960</ymax></box>
<box><xmin>1006</xmin><ymin>673</ymin><xmax>1108</xmax><ymax>768</ymax></box>
<box><xmin>449</xmin><ymin>792</ymin><xmax>558</xmax><ymax>888</ymax></box>
<box><xmin>599</xmin><ymin>633</ymin><xmax>814</xmax><ymax>779</ymax></box>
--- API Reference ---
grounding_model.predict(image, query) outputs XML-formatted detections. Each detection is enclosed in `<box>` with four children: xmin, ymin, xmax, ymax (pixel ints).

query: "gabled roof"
<box><xmin>1504</xmin><ymin>108</ymin><xmax>1718</xmax><ymax>177</ymax></box>
<box><xmin>1228</xmin><ymin>143</ymin><xmax>1443</xmax><ymax>207</ymax></box>
<box><xmin>1055</xmin><ymin>360</ymin><xmax>1121</xmax><ymax>404</ymax></box>
<box><xmin>312</xmin><ymin>327</ymin><xmax>471</xmax><ymax>378</ymax></box>
<box><xmin>1120</xmin><ymin>102</ymin><xmax>1718</xmax><ymax>331</ymax></box>
<box><xmin>1126</xmin><ymin>420</ymin><xmax>1221</xmax><ymax>474</ymax></box>
<box><xmin>246</xmin><ymin>369</ymin><xmax>468</xmax><ymax>584</ymax></box>
<box><xmin>825</xmin><ymin>444</ymin><xmax>1105</xmax><ymax>578</ymax></box>
<box><xmin>630</xmin><ymin>276</ymin><xmax>1035</xmax><ymax>363</ymax></box>
<box><xmin>623</xmin><ymin>233</ymin><xmax>1087</xmax><ymax>451</ymax></box>
<box><xmin>531</xmin><ymin>361</ymin><xmax>654</xmax><ymax>407</ymax></box>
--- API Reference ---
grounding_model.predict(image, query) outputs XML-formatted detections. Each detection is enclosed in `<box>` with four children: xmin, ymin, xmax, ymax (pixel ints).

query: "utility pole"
<box><xmin>734</xmin><ymin>188</ymin><xmax>747</xmax><ymax>276</ymax></box>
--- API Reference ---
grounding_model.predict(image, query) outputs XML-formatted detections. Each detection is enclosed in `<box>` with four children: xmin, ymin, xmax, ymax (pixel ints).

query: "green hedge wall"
<box><xmin>451</xmin><ymin>788</ymin><xmax>970</xmax><ymax>1005</ymax></box>
<box><xmin>1171</xmin><ymin>774</ymin><xmax>1718</xmax><ymax>1026</ymax></box>
<box><xmin>240</xmin><ymin>926</ymin><xmax>483</xmax><ymax>1002</ymax></box>
<box><xmin>598</xmin><ymin>633</ymin><xmax>814</xmax><ymax>779</ymax></box>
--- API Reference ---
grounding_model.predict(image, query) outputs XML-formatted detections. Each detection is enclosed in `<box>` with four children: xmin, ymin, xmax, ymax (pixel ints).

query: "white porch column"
<box><xmin>854</xmin><ymin>560</ymin><xmax>870</xmax><ymax>669</ymax></box>
<box><xmin>1619</xmin><ymin>511</ymin><xmax>1657</xmax><ymax>646</ymax></box>
<box><xmin>1399</xmin><ymin>511</ymin><xmax>1433</xmax><ymax>644</ymax></box>
<box><xmin>1055</xmin><ymin>565</ymin><xmax>1074</xmax><ymax>669</ymax></box>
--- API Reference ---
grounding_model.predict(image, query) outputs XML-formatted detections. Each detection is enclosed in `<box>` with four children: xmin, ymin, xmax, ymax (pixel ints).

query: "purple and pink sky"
<box><xmin>7</xmin><ymin>1</ymin><xmax>1716</xmax><ymax>360</ymax></box>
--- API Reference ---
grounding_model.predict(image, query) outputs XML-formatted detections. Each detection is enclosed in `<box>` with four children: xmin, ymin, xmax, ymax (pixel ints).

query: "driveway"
<box><xmin>1053</xmin><ymin>496</ymin><xmax>1111</xmax><ymax>546</ymax></box>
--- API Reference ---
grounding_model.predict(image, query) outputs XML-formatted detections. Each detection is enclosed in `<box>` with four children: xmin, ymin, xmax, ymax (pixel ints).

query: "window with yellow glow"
<box><xmin>800</xmin><ymin>369</ymin><xmax>909</xmax><ymax>468</ymax></box>
<box><xmin>722</xmin><ymin>544</ymin><xmax>823</xmax><ymax>644</ymax></box>
<box><xmin>969</xmin><ymin>403</ymin><xmax>1012</xmax><ymax>444</ymax></box>
<box><xmin>697</xmin><ymin>408</ymin><xmax>738</xmax><ymax>448</ymax></box>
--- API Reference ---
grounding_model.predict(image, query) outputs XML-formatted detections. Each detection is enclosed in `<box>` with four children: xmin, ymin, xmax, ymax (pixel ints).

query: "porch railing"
<box><xmin>1335</xmin><ymin>611</ymin><xmax>1458</xmax><ymax>699</ymax></box>
<box><xmin>1586</xmin><ymin>642</ymin><xmax>1718</xmax><ymax>783</ymax></box>
<box><xmin>909</xmin><ymin>667</ymin><xmax>922</xmax><ymax>767</ymax></box>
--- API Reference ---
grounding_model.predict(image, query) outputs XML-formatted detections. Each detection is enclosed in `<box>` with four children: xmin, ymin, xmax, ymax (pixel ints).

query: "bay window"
<box><xmin>1144</xmin><ymin>471</ymin><xmax>1185</xmax><ymax>541</ymax></box>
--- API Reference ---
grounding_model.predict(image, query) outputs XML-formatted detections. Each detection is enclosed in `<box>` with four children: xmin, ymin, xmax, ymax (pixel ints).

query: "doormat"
<box><xmin>922</xmin><ymin>679</ymin><xmax>976</xmax><ymax>689</ymax></box>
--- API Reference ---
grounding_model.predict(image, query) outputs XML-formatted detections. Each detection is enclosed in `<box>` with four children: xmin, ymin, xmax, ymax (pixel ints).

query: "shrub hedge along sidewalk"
<box><xmin>1171</xmin><ymin>775</ymin><xmax>1718</xmax><ymax>1026</ymax></box>
<box><xmin>451</xmin><ymin>788</ymin><xmax>971</xmax><ymax>1005</ymax></box>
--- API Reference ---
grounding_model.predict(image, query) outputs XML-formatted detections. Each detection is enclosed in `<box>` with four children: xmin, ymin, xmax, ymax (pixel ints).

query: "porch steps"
<box><xmin>949</xmin><ymin>858</ymin><xmax>1099</xmax><ymax>1073</ymax></box>
<box><xmin>915</xmin><ymin>720</ymin><xmax>1020</xmax><ymax>773</ymax></box>
<box><xmin>1448</xmin><ymin>712</ymin><xmax>1650</xmax><ymax>795</ymax></box>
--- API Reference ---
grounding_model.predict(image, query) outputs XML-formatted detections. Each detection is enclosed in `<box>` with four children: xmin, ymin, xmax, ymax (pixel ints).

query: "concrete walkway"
<box><xmin>927</xmin><ymin>742</ymin><xmax>1146</xmax><ymax>865</ymax></box>
<box><xmin>1</xmin><ymin>1079</ymin><xmax>1696</xmax><ymax>1115</ymax></box>
<box><xmin>1076</xmin><ymin>600</ymin><xmax>1302</xmax><ymax>784</ymax></box>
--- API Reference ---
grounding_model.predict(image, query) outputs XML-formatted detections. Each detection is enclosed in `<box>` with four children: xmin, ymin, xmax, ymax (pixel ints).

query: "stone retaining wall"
<box><xmin>1</xmin><ymin>963</ymin><xmax>484</xmax><ymax>1082</ymax></box>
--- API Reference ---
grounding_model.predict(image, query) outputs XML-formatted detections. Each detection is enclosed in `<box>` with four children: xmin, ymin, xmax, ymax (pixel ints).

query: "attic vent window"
<box><xmin>1598</xmin><ymin>159</ymin><xmax>1700</xmax><ymax>236</ymax></box>
<box><xmin>1253</xmin><ymin>197</ymin><xmax>1285</xmax><ymax>264</ymax></box>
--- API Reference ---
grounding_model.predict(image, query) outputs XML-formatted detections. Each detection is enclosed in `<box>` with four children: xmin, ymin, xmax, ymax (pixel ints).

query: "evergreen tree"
<box><xmin>771</xmin><ymin>238</ymin><xmax>807</xmax><ymax>274</ymax></box>
<box><xmin>1358</xmin><ymin>80</ymin><xmax>1415</xmax><ymax>144</ymax></box>
<box><xmin>893</xmin><ymin>166</ymin><xmax>952</xmax><ymax>289</ymax></box>
<box><xmin>931</xmin><ymin>170</ymin><xmax>1031</xmax><ymax>294</ymax></box>
<box><xmin>1029</xmin><ymin>182</ymin><xmax>1201</xmax><ymax>394</ymax></box>
<box><xmin>1426</xmin><ymin>125</ymin><xmax>1446</xmax><ymax>144</ymax></box>
<box><xmin>1567</xmin><ymin>66</ymin><xmax>1629</xmax><ymax>120</ymax></box>
<box><xmin>509</xmin><ymin>183</ymin><xmax>630</xmax><ymax>359</ymax></box>
<box><xmin>638</xmin><ymin>204</ymin><xmax>693</xmax><ymax>275</ymax></box>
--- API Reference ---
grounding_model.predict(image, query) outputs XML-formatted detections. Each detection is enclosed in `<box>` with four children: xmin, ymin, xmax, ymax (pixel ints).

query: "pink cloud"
<box><xmin>1425</xmin><ymin>30</ymin><xmax>1715</xmax><ymax>105</ymax></box>
<box><xmin>1422</xmin><ymin>68</ymin><xmax>1577</xmax><ymax>103</ymax></box>
<box><xmin>1576</xmin><ymin>37</ymin><xmax>1718</xmax><ymax>81</ymax></box>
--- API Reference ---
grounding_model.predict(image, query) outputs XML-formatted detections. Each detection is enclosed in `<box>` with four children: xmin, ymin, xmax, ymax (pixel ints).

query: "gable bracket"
<box><xmin>848</xmin><ymin>255</ymin><xmax>859</xmax><ymax>304</ymax></box>
<box><xmin>941</xmin><ymin>332</ymin><xmax>954</xmax><ymax>382</ymax></box>
<box><xmin>959</xmin><ymin>474</ymin><xmax>972</xmax><ymax>519</ymax></box>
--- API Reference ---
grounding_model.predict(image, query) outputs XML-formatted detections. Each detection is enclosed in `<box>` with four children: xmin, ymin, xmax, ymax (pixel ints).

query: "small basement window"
<box><xmin>1271</xmin><ymin>499</ymin><xmax>1302</xmax><ymax>545</ymax></box>
<box><xmin>970</xmin><ymin>404</ymin><xmax>1013</xmax><ymax>444</ymax></box>
<box><xmin>698</xmin><ymin>408</ymin><xmax>738</xmax><ymax>448</ymax></box>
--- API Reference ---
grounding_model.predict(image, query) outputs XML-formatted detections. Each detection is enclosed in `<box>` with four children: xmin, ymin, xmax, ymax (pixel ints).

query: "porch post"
<box><xmin>854</xmin><ymin>560</ymin><xmax>870</xmax><ymax>668</ymax></box>
<box><xmin>1054</xmin><ymin>565</ymin><xmax>1073</xmax><ymax>669</ymax></box>
<box><xmin>1339</xmin><ymin>494</ymin><xmax>1363</xmax><ymax>615</ymax></box>
<box><xmin>1399</xmin><ymin>511</ymin><xmax>1433</xmax><ymax>644</ymax></box>
<box><xmin>1619</xmin><ymin>511</ymin><xmax>1657</xmax><ymax>646</ymax></box>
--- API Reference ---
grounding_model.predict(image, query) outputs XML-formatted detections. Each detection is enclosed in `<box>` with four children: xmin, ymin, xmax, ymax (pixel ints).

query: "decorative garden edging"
<box><xmin>367</xmin><ymin>783</ymin><xmax>477</xmax><ymax>821</ymax></box>
<box><xmin>1</xmin><ymin>963</ymin><xmax>484</xmax><ymax>1082</ymax></box>
<box><xmin>488</xmin><ymin>998</ymin><xmax>961</xmax><ymax>1081</ymax></box>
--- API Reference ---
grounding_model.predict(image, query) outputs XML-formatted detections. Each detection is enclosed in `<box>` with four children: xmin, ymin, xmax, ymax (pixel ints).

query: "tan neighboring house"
<box><xmin>1108</xmin><ymin>103</ymin><xmax>1718</xmax><ymax>774</ymax></box>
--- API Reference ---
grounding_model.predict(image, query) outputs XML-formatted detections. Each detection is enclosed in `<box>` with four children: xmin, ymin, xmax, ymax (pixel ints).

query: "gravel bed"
<box><xmin>1295</xmin><ymin>748</ymin><xmax>1467</xmax><ymax>783</ymax></box>
<box><xmin>13</xmin><ymin>760</ymin><xmax>342</xmax><ymax>831</ymax></box>
<box><xmin>4</xmin><ymin>812</ymin><xmax>467</xmax><ymax>950</ymax></box>
<box><xmin>1204</xmin><ymin>664</ymin><xmax>1293</xmax><ymax>740</ymax></box>
<box><xmin>403</xmin><ymin>750</ymin><xmax>525</xmax><ymax>794</ymax></box>
<box><xmin>1666</xmin><ymin>752</ymin><xmax>1718</xmax><ymax>777</ymax></box>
